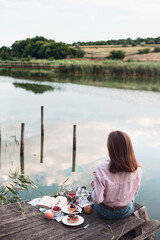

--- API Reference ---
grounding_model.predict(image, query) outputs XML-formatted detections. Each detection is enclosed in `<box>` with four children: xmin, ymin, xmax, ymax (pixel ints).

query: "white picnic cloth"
<box><xmin>28</xmin><ymin>198</ymin><xmax>65</xmax><ymax>222</ymax></box>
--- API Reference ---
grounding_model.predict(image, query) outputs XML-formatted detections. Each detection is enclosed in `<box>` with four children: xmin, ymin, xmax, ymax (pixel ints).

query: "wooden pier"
<box><xmin>0</xmin><ymin>202</ymin><xmax>160</xmax><ymax>239</ymax></box>
<box><xmin>0</xmin><ymin>63</ymin><xmax>67</xmax><ymax>71</ymax></box>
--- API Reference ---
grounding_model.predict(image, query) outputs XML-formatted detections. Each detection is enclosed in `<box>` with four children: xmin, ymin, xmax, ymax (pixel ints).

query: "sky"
<box><xmin>0</xmin><ymin>0</ymin><xmax>160</xmax><ymax>47</ymax></box>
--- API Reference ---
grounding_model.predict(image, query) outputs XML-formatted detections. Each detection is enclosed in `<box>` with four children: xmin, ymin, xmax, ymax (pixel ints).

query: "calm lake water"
<box><xmin>0</xmin><ymin>75</ymin><xmax>160</xmax><ymax>236</ymax></box>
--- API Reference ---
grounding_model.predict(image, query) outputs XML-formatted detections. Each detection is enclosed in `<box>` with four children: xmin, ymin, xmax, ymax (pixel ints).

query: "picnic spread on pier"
<box><xmin>1</xmin><ymin>130</ymin><xmax>160</xmax><ymax>239</ymax></box>
<box><xmin>0</xmin><ymin>186</ymin><xmax>160</xmax><ymax>240</ymax></box>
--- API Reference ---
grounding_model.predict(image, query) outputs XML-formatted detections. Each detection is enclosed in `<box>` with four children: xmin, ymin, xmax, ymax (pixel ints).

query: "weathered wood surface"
<box><xmin>124</xmin><ymin>220</ymin><xmax>160</xmax><ymax>240</ymax></box>
<box><xmin>0</xmin><ymin>202</ymin><xmax>159</xmax><ymax>240</ymax></box>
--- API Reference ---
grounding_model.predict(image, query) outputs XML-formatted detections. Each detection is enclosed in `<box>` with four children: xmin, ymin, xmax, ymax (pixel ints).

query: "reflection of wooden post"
<box><xmin>40</xmin><ymin>136</ymin><xmax>44</xmax><ymax>163</ymax></box>
<box><xmin>20</xmin><ymin>123</ymin><xmax>25</xmax><ymax>157</ymax></box>
<box><xmin>20</xmin><ymin>155</ymin><xmax>24</xmax><ymax>174</ymax></box>
<box><xmin>72</xmin><ymin>125</ymin><xmax>77</xmax><ymax>172</ymax></box>
<box><xmin>0</xmin><ymin>128</ymin><xmax>1</xmax><ymax>169</ymax></box>
<box><xmin>41</xmin><ymin>106</ymin><xmax>44</xmax><ymax>137</ymax></box>
<box><xmin>72</xmin><ymin>149</ymin><xmax>76</xmax><ymax>172</ymax></box>
<box><xmin>73</xmin><ymin>125</ymin><xmax>76</xmax><ymax>150</ymax></box>
<box><xmin>40</xmin><ymin>107</ymin><xmax>44</xmax><ymax>163</ymax></box>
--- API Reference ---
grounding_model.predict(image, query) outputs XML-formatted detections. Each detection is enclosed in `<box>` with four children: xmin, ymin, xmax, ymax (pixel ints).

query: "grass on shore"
<box><xmin>1</xmin><ymin>59</ymin><xmax>160</xmax><ymax>77</ymax></box>
<box><xmin>1</xmin><ymin>59</ymin><xmax>160</xmax><ymax>92</ymax></box>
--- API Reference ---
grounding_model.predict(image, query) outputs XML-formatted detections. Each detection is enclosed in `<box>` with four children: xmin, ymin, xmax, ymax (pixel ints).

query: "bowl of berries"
<box><xmin>52</xmin><ymin>205</ymin><xmax>62</xmax><ymax>217</ymax></box>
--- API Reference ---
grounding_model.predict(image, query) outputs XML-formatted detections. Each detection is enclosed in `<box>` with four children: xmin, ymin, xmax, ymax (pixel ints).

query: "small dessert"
<box><xmin>67</xmin><ymin>204</ymin><xmax>79</xmax><ymax>213</ymax></box>
<box><xmin>52</xmin><ymin>206</ymin><xmax>61</xmax><ymax>217</ymax></box>
<box><xmin>67</xmin><ymin>215</ymin><xmax>79</xmax><ymax>224</ymax></box>
<box><xmin>53</xmin><ymin>206</ymin><xmax>61</xmax><ymax>211</ymax></box>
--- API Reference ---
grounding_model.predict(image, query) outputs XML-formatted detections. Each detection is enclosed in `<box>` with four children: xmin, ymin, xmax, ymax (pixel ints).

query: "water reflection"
<box><xmin>1</xmin><ymin>76</ymin><xmax>160</xmax><ymax>238</ymax></box>
<box><xmin>20</xmin><ymin>155</ymin><xmax>24</xmax><ymax>173</ymax></box>
<box><xmin>72</xmin><ymin>149</ymin><xmax>76</xmax><ymax>172</ymax></box>
<box><xmin>13</xmin><ymin>82</ymin><xmax>54</xmax><ymax>94</ymax></box>
<box><xmin>72</xmin><ymin>125</ymin><xmax>77</xmax><ymax>172</ymax></box>
<box><xmin>40</xmin><ymin>136</ymin><xmax>44</xmax><ymax>164</ymax></box>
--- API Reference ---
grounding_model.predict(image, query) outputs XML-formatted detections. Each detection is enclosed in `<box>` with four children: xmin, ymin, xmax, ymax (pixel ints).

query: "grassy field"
<box><xmin>80</xmin><ymin>44</ymin><xmax>160</xmax><ymax>61</ymax></box>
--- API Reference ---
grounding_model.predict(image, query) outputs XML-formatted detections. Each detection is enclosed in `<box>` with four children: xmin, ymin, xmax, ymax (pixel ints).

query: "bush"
<box><xmin>0</xmin><ymin>36</ymin><xmax>85</xmax><ymax>60</ymax></box>
<box><xmin>138</xmin><ymin>48</ymin><xmax>150</xmax><ymax>54</ymax></box>
<box><xmin>70</xmin><ymin>48</ymin><xmax>85</xmax><ymax>58</ymax></box>
<box><xmin>75</xmin><ymin>49</ymin><xmax>85</xmax><ymax>58</ymax></box>
<box><xmin>131</xmin><ymin>42</ymin><xmax>137</xmax><ymax>47</ymax></box>
<box><xmin>153</xmin><ymin>47</ymin><xmax>160</xmax><ymax>52</ymax></box>
<box><xmin>107</xmin><ymin>50</ymin><xmax>125</xmax><ymax>60</ymax></box>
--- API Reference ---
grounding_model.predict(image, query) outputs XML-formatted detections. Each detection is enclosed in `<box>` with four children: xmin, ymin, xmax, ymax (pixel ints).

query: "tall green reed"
<box><xmin>0</xmin><ymin>170</ymin><xmax>41</xmax><ymax>205</ymax></box>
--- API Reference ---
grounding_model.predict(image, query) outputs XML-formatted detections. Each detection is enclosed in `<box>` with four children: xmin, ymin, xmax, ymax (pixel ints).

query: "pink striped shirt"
<box><xmin>92</xmin><ymin>160</ymin><xmax>143</xmax><ymax>207</ymax></box>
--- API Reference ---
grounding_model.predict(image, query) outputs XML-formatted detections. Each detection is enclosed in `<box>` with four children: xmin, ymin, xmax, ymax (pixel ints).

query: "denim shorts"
<box><xmin>94</xmin><ymin>199</ymin><xmax>134</xmax><ymax>220</ymax></box>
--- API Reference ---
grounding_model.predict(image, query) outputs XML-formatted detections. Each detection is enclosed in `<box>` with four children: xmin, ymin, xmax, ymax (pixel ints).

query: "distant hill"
<box><xmin>1</xmin><ymin>36</ymin><xmax>160</xmax><ymax>61</ymax></box>
<box><xmin>71</xmin><ymin>37</ymin><xmax>160</xmax><ymax>46</ymax></box>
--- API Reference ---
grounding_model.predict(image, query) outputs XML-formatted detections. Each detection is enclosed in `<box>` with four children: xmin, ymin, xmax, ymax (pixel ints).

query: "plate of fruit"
<box><xmin>62</xmin><ymin>214</ymin><xmax>84</xmax><ymax>226</ymax></box>
<box><xmin>62</xmin><ymin>204</ymin><xmax>82</xmax><ymax>214</ymax></box>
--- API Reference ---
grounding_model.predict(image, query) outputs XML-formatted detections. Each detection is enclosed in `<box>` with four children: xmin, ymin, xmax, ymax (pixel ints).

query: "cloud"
<box><xmin>52</xmin><ymin>0</ymin><xmax>160</xmax><ymax>13</ymax></box>
<box><xmin>127</xmin><ymin>117</ymin><xmax>160</xmax><ymax>128</ymax></box>
<box><xmin>0</xmin><ymin>0</ymin><xmax>160</xmax><ymax>46</ymax></box>
<box><xmin>1</xmin><ymin>0</ymin><xmax>159</xmax><ymax>13</ymax></box>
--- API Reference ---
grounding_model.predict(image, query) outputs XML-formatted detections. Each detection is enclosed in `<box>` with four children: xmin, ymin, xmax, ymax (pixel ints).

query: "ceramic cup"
<box><xmin>51</xmin><ymin>206</ymin><xmax>62</xmax><ymax>217</ymax></box>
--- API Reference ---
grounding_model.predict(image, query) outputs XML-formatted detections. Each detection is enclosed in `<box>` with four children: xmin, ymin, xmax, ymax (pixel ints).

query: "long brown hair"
<box><xmin>107</xmin><ymin>131</ymin><xmax>138</xmax><ymax>173</ymax></box>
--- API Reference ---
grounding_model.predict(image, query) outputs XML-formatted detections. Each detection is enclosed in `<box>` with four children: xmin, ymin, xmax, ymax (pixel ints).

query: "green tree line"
<box><xmin>0</xmin><ymin>36</ymin><xmax>84</xmax><ymax>60</ymax></box>
<box><xmin>72</xmin><ymin>37</ymin><xmax>160</xmax><ymax>46</ymax></box>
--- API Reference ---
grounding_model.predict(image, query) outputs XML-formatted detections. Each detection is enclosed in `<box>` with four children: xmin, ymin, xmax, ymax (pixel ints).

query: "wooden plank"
<box><xmin>0</xmin><ymin>221</ymin><xmax>49</xmax><ymax>239</ymax></box>
<box><xmin>123</xmin><ymin>220</ymin><xmax>160</xmax><ymax>240</ymax></box>
<box><xmin>134</xmin><ymin>203</ymin><xmax>143</xmax><ymax>212</ymax></box>
<box><xmin>70</xmin><ymin>215</ymin><xmax>144</xmax><ymax>240</ymax></box>
<box><xmin>0</xmin><ymin>213</ymin><xmax>44</xmax><ymax>233</ymax></box>
<box><xmin>0</xmin><ymin>202</ymin><xmax>44</xmax><ymax>238</ymax></box>
<box><xmin>0</xmin><ymin>216</ymin><xmax>144</xmax><ymax>240</ymax></box>
<box><xmin>0</xmin><ymin>63</ymin><xmax>67</xmax><ymax>70</ymax></box>
<box><xmin>133</xmin><ymin>220</ymin><xmax>160</xmax><ymax>240</ymax></box>
<box><xmin>1</xmin><ymin>202</ymin><xmax>159</xmax><ymax>240</ymax></box>
<box><xmin>0</xmin><ymin>202</ymin><xmax>38</xmax><ymax>222</ymax></box>
<box><xmin>0</xmin><ymin>208</ymin><xmax>144</xmax><ymax>239</ymax></box>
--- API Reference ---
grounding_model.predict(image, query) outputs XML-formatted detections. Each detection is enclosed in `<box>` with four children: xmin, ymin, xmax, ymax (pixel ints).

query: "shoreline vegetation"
<box><xmin>1</xmin><ymin>36</ymin><xmax>160</xmax><ymax>92</ymax></box>
<box><xmin>1</xmin><ymin>59</ymin><xmax>160</xmax><ymax>92</ymax></box>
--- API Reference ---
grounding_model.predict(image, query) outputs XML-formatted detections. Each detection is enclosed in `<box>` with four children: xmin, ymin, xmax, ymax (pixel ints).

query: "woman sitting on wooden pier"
<box><xmin>91</xmin><ymin>130</ymin><xmax>143</xmax><ymax>219</ymax></box>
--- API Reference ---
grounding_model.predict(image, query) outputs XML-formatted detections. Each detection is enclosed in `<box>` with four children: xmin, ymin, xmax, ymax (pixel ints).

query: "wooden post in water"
<box><xmin>73</xmin><ymin>125</ymin><xmax>76</xmax><ymax>151</ymax></box>
<box><xmin>20</xmin><ymin>155</ymin><xmax>24</xmax><ymax>174</ymax></box>
<box><xmin>20</xmin><ymin>123</ymin><xmax>25</xmax><ymax>173</ymax></box>
<box><xmin>40</xmin><ymin>135</ymin><xmax>44</xmax><ymax>163</ymax></box>
<box><xmin>41</xmin><ymin>106</ymin><xmax>44</xmax><ymax>137</ymax></box>
<box><xmin>72</xmin><ymin>125</ymin><xmax>77</xmax><ymax>172</ymax></box>
<box><xmin>72</xmin><ymin>148</ymin><xmax>76</xmax><ymax>172</ymax></box>
<box><xmin>20</xmin><ymin>123</ymin><xmax>25</xmax><ymax>157</ymax></box>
